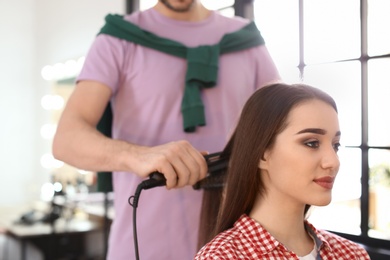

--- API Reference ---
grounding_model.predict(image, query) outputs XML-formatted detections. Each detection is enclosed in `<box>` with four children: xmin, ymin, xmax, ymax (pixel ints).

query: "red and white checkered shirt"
<box><xmin>195</xmin><ymin>214</ymin><xmax>371</xmax><ymax>260</ymax></box>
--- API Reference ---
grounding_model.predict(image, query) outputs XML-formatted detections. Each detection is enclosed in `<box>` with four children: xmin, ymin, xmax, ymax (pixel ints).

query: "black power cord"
<box><xmin>128</xmin><ymin>152</ymin><xmax>227</xmax><ymax>260</ymax></box>
<box><xmin>128</xmin><ymin>172</ymin><xmax>166</xmax><ymax>260</ymax></box>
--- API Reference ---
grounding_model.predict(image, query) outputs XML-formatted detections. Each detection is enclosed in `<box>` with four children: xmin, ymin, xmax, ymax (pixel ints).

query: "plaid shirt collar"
<box><xmin>235</xmin><ymin>214</ymin><xmax>331</xmax><ymax>257</ymax></box>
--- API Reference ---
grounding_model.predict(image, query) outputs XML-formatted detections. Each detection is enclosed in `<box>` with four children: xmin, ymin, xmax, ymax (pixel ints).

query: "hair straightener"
<box><xmin>128</xmin><ymin>151</ymin><xmax>228</xmax><ymax>260</ymax></box>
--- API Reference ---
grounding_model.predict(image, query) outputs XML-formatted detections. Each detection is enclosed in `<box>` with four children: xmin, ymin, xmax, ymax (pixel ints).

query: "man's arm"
<box><xmin>52</xmin><ymin>80</ymin><xmax>207</xmax><ymax>189</ymax></box>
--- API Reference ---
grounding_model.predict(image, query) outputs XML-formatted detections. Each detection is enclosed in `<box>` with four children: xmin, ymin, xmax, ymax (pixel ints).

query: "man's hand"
<box><xmin>129</xmin><ymin>140</ymin><xmax>208</xmax><ymax>189</ymax></box>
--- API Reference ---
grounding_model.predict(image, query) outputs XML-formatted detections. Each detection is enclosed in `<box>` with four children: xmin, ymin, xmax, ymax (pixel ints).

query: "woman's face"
<box><xmin>259</xmin><ymin>99</ymin><xmax>341</xmax><ymax>207</ymax></box>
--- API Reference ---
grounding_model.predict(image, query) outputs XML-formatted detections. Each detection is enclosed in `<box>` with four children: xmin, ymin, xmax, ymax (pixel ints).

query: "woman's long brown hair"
<box><xmin>197</xmin><ymin>82</ymin><xmax>337</xmax><ymax>249</ymax></box>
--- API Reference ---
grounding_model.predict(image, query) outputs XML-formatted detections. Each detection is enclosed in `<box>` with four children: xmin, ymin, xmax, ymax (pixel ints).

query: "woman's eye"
<box><xmin>333</xmin><ymin>143</ymin><xmax>341</xmax><ymax>152</ymax></box>
<box><xmin>305</xmin><ymin>140</ymin><xmax>319</xmax><ymax>148</ymax></box>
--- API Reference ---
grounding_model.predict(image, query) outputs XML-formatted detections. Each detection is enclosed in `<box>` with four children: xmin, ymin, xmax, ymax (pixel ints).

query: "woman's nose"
<box><xmin>321</xmin><ymin>145</ymin><xmax>340</xmax><ymax>173</ymax></box>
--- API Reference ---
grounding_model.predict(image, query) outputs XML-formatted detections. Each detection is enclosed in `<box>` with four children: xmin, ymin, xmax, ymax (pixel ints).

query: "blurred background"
<box><xmin>0</xmin><ymin>0</ymin><xmax>389</xmax><ymax>259</ymax></box>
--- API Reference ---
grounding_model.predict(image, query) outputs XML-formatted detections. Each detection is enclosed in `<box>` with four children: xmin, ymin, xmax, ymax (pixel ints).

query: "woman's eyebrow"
<box><xmin>296</xmin><ymin>128</ymin><xmax>326</xmax><ymax>135</ymax></box>
<box><xmin>296</xmin><ymin>128</ymin><xmax>341</xmax><ymax>137</ymax></box>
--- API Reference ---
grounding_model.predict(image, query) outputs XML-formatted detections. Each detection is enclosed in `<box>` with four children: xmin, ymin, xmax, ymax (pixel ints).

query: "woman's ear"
<box><xmin>258</xmin><ymin>150</ymin><xmax>270</xmax><ymax>170</ymax></box>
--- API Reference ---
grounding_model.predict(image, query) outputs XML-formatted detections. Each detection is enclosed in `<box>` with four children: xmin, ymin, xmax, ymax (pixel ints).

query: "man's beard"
<box><xmin>159</xmin><ymin>0</ymin><xmax>195</xmax><ymax>13</ymax></box>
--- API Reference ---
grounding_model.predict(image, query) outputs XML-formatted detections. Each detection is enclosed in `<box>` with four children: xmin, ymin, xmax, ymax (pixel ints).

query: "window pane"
<box><xmin>254</xmin><ymin>0</ymin><xmax>300</xmax><ymax>83</ymax></box>
<box><xmin>303</xmin><ymin>61</ymin><xmax>361</xmax><ymax>146</ymax></box>
<box><xmin>369</xmin><ymin>149</ymin><xmax>390</xmax><ymax>240</ymax></box>
<box><xmin>368</xmin><ymin>58</ymin><xmax>390</xmax><ymax>146</ymax></box>
<box><xmin>304</xmin><ymin>0</ymin><xmax>360</xmax><ymax>63</ymax></box>
<box><xmin>368</xmin><ymin>0</ymin><xmax>390</xmax><ymax>56</ymax></box>
<box><xmin>309</xmin><ymin>148</ymin><xmax>362</xmax><ymax>234</ymax></box>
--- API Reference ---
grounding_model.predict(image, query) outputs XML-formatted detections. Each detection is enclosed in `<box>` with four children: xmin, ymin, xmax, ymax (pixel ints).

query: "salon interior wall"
<box><xmin>0</xmin><ymin>0</ymin><xmax>124</xmax><ymax>206</ymax></box>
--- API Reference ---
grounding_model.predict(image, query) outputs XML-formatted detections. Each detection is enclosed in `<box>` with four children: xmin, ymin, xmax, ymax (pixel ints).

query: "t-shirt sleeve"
<box><xmin>77</xmin><ymin>34</ymin><xmax>126</xmax><ymax>94</ymax></box>
<box><xmin>254</xmin><ymin>45</ymin><xmax>281</xmax><ymax>89</ymax></box>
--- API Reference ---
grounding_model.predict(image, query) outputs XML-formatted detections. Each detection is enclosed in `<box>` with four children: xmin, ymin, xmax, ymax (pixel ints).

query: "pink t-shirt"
<box><xmin>77</xmin><ymin>8</ymin><xmax>280</xmax><ymax>260</ymax></box>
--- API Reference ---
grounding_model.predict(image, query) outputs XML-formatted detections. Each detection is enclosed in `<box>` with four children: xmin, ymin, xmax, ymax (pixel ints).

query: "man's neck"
<box><xmin>153</xmin><ymin>1</ymin><xmax>210</xmax><ymax>21</ymax></box>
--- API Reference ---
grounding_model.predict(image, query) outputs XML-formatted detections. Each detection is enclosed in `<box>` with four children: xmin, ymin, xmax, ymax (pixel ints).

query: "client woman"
<box><xmin>195</xmin><ymin>83</ymin><xmax>370</xmax><ymax>259</ymax></box>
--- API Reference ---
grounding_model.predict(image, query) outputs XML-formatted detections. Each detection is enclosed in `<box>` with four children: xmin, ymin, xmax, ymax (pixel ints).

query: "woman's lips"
<box><xmin>313</xmin><ymin>176</ymin><xmax>335</xmax><ymax>190</ymax></box>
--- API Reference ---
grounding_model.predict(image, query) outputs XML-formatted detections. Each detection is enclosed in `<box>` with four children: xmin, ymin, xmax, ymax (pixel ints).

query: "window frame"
<box><xmin>249</xmin><ymin>0</ymin><xmax>390</xmax><ymax>256</ymax></box>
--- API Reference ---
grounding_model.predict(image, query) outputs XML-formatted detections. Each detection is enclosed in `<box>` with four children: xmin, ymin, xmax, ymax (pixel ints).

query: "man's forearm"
<box><xmin>52</xmin><ymin>122</ymin><xmax>137</xmax><ymax>173</ymax></box>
